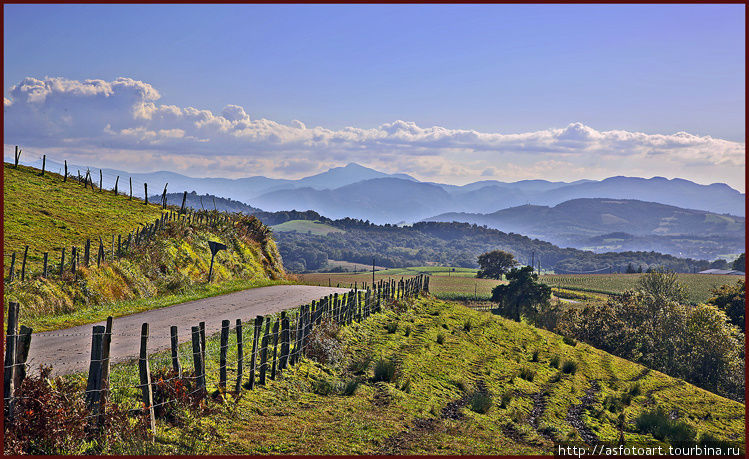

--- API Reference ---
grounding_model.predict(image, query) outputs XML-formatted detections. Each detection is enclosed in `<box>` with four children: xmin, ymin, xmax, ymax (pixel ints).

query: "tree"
<box><xmin>635</xmin><ymin>268</ymin><xmax>687</xmax><ymax>306</ymax></box>
<box><xmin>707</xmin><ymin>280</ymin><xmax>745</xmax><ymax>332</ymax></box>
<box><xmin>732</xmin><ymin>253</ymin><xmax>745</xmax><ymax>272</ymax></box>
<box><xmin>476</xmin><ymin>250</ymin><xmax>517</xmax><ymax>279</ymax></box>
<box><xmin>490</xmin><ymin>266</ymin><xmax>551</xmax><ymax>321</ymax></box>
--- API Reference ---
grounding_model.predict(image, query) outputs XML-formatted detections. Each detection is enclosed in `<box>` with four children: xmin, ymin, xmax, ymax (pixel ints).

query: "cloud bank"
<box><xmin>4</xmin><ymin>76</ymin><xmax>745</xmax><ymax>190</ymax></box>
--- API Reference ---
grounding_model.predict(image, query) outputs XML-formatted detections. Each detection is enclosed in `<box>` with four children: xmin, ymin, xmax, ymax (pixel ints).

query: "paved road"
<box><xmin>26</xmin><ymin>285</ymin><xmax>350</xmax><ymax>376</ymax></box>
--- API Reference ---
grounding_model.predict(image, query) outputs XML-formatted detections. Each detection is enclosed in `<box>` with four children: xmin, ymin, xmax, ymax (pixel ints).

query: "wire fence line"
<box><xmin>3</xmin><ymin>275</ymin><xmax>430</xmax><ymax>437</ymax></box>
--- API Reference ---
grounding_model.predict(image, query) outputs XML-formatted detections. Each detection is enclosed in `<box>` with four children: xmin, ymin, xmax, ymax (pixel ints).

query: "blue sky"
<box><xmin>3</xmin><ymin>4</ymin><xmax>745</xmax><ymax>190</ymax></box>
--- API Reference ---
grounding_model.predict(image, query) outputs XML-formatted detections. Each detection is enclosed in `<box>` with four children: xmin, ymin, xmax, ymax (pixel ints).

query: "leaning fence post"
<box><xmin>85</xmin><ymin>325</ymin><xmax>105</xmax><ymax>421</ymax></box>
<box><xmin>192</xmin><ymin>326</ymin><xmax>206</xmax><ymax>393</ymax></box>
<box><xmin>270</xmin><ymin>318</ymin><xmax>279</xmax><ymax>380</ymax></box>
<box><xmin>219</xmin><ymin>319</ymin><xmax>230</xmax><ymax>393</ymax></box>
<box><xmin>170</xmin><ymin>326</ymin><xmax>181</xmax><ymax>378</ymax></box>
<box><xmin>259</xmin><ymin>318</ymin><xmax>271</xmax><ymax>385</ymax></box>
<box><xmin>114</xmin><ymin>176</ymin><xmax>119</xmax><ymax>195</ymax></box>
<box><xmin>20</xmin><ymin>246</ymin><xmax>28</xmax><ymax>282</ymax></box>
<box><xmin>13</xmin><ymin>325</ymin><xmax>32</xmax><ymax>390</ymax></box>
<box><xmin>180</xmin><ymin>191</ymin><xmax>187</xmax><ymax>215</ymax></box>
<box><xmin>139</xmin><ymin>323</ymin><xmax>156</xmax><ymax>438</ymax></box>
<box><xmin>3</xmin><ymin>302</ymin><xmax>19</xmax><ymax>420</ymax></box>
<box><xmin>7</xmin><ymin>252</ymin><xmax>15</xmax><ymax>282</ymax></box>
<box><xmin>235</xmin><ymin>319</ymin><xmax>243</xmax><ymax>394</ymax></box>
<box><xmin>244</xmin><ymin>315</ymin><xmax>263</xmax><ymax>390</ymax></box>
<box><xmin>98</xmin><ymin>316</ymin><xmax>113</xmax><ymax>426</ymax></box>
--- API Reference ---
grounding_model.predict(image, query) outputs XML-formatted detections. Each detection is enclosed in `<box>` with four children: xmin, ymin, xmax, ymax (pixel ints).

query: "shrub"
<box><xmin>468</xmin><ymin>391</ymin><xmax>492</xmax><ymax>414</ymax></box>
<box><xmin>531</xmin><ymin>350</ymin><xmax>539</xmax><ymax>362</ymax></box>
<box><xmin>342</xmin><ymin>379</ymin><xmax>360</xmax><ymax>396</ymax></box>
<box><xmin>634</xmin><ymin>407</ymin><xmax>696</xmax><ymax>443</ymax></box>
<box><xmin>519</xmin><ymin>367</ymin><xmax>536</xmax><ymax>382</ymax></box>
<box><xmin>604</xmin><ymin>395</ymin><xmax>623</xmax><ymax>413</ymax></box>
<box><xmin>562</xmin><ymin>336</ymin><xmax>577</xmax><ymax>347</ymax></box>
<box><xmin>404</xmin><ymin>325</ymin><xmax>411</xmax><ymax>336</ymax></box>
<box><xmin>373</xmin><ymin>358</ymin><xmax>396</xmax><ymax>383</ymax></box>
<box><xmin>312</xmin><ymin>379</ymin><xmax>338</xmax><ymax>396</ymax></box>
<box><xmin>549</xmin><ymin>371</ymin><xmax>562</xmax><ymax>383</ymax></box>
<box><xmin>629</xmin><ymin>382</ymin><xmax>641</xmax><ymax>397</ymax></box>
<box><xmin>442</xmin><ymin>323</ymin><xmax>449</xmax><ymax>329</ymax></box>
<box><xmin>500</xmin><ymin>392</ymin><xmax>512</xmax><ymax>408</ymax></box>
<box><xmin>151</xmin><ymin>368</ymin><xmax>209</xmax><ymax>425</ymax></box>
<box><xmin>550</xmin><ymin>355</ymin><xmax>560</xmax><ymax>369</ymax></box>
<box><xmin>348</xmin><ymin>354</ymin><xmax>372</xmax><ymax>375</ymax></box>
<box><xmin>463</xmin><ymin>320</ymin><xmax>472</xmax><ymax>332</ymax></box>
<box><xmin>436</xmin><ymin>332</ymin><xmax>446</xmax><ymax>344</ymax></box>
<box><xmin>306</xmin><ymin>321</ymin><xmax>342</xmax><ymax>365</ymax></box>
<box><xmin>562</xmin><ymin>360</ymin><xmax>578</xmax><ymax>374</ymax></box>
<box><xmin>386</xmin><ymin>322</ymin><xmax>398</xmax><ymax>334</ymax></box>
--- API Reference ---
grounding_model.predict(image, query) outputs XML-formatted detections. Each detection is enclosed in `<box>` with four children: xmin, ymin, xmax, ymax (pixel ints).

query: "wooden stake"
<box><xmin>259</xmin><ymin>318</ymin><xmax>271</xmax><ymax>385</ymax></box>
<box><xmin>170</xmin><ymin>326</ymin><xmax>181</xmax><ymax>378</ymax></box>
<box><xmin>144</xmin><ymin>183</ymin><xmax>148</xmax><ymax>205</ymax></box>
<box><xmin>114</xmin><ymin>176</ymin><xmax>119</xmax><ymax>195</ymax></box>
<box><xmin>85</xmin><ymin>325</ymin><xmax>105</xmax><ymax>417</ymax></box>
<box><xmin>42</xmin><ymin>252</ymin><xmax>48</xmax><ymax>278</ymax></box>
<box><xmin>41</xmin><ymin>155</ymin><xmax>46</xmax><ymax>176</ymax></box>
<box><xmin>219</xmin><ymin>319</ymin><xmax>230</xmax><ymax>392</ymax></box>
<box><xmin>139</xmin><ymin>323</ymin><xmax>156</xmax><ymax>437</ymax></box>
<box><xmin>244</xmin><ymin>315</ymin><xmax>263</xmax><ymax>390</ymax></box>
<box><xmin>192</xmin><ymin>326</ymin><xmax>206</xmax><ymax>392</ymax></box>
<box><xmin>98</xmin><ymin>316</ymin><xmax>113</xmax><ymax>426</ymax></box>
<box><xmin>13</xmin><ymin>325</ymin><xmax>32</xmax><ymax>390</ymax></box>
<box><xmin>3</xmin><ymin>302</ymin><xmax>19</xmax><ymax>420</ymax></box>
<box><xmin>235</xmin><ymin>319</ymin><xmax>243</xmax><ymax>394</ymax></box>
<box><xmin>64</xmin><ymin>160</ymin><xmax>68</xmax><ymax>182</ymax></box>
<box><xmin>270</xmin><ymin>318</ymin><xmax>279</xmax><ymax>380</ymax></box>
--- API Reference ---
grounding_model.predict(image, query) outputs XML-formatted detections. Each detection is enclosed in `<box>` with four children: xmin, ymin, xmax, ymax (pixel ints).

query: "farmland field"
<box><xmin>270</xmin><ymin>219</ymin><xmax>344</xmax><ymax>236</ymax></box>
<box><xmin>539</xmin><ymin>273</ymin><xmax>743</xmax><ymax>304</ymax></box>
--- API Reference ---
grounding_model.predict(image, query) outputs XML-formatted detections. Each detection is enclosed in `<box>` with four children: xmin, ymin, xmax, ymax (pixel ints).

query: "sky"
<box><xmin>3</xmin><ymin>4</ymin><xmax>746</xmax><ymax>191</ymax></box>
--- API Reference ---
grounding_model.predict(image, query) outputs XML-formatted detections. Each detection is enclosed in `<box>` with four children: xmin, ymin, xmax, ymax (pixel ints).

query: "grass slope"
<box><xmin>95</xmin><ymin>295</ymin><xmax>743</xmax><ymax>454</ymax></box>
<box><xmin>4</xmin><ymin>163</ymin><xmax>165</xmax><ymax>269</ymax></box>
<box><xmin>271</xmin><ymin>219</ymin><xmax>344</xmax><ymax>236</ymax></box>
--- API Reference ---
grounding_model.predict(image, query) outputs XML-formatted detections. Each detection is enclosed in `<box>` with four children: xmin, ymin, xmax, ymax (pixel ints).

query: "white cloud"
<box><xmin>4</xmin><ymin>76</ymin><xmax>745</xmax><ymax>190</ymax></box>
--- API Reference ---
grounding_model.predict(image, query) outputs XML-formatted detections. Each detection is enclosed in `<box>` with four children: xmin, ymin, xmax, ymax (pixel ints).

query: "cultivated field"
<box><xmin>540</xmin><ymin>273</ymin><xmax>743</xmax><ymax>304</ymax></box>
<box><xmin>270</xmin><ymin>219</ymin><xmax>344</xmax><ymax>236</ymax></box>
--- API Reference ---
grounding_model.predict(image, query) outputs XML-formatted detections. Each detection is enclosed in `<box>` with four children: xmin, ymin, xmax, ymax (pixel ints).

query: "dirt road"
<box><xmin>25</xmin><ymin>285</ymin><xmax>350</xmax><ymax>376</ymax></box>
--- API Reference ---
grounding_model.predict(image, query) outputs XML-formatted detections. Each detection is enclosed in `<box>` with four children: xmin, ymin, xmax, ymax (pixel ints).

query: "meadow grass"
<box><xmin>270</xmin><ymin>219</ymin><xmax>344</xmax><ymax>236</ymax></box>
<box><xmin>76</xmin><ymin>295</ymin><xmax>744</xmax><ymax>454</ymax></box>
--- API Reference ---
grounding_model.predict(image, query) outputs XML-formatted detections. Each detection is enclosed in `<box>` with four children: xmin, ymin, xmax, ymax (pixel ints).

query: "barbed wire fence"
<box><xmin>3</xmin><ymin>274</ymin><xmax>429</xmax><ymax>439</ymax></box>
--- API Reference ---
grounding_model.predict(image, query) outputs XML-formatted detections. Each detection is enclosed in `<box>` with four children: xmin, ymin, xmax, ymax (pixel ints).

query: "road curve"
<box><xmin>26</xmin><ymin>285</ymin><xmax>351</xmax><ymax>376</ymax></box>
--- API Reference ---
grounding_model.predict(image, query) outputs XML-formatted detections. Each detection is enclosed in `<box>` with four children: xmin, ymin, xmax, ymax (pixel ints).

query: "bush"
<box><xmin>151</xmin><ymin>368</ymin><xmax>209</xmax><ymax>425</ymax></box>
<box><xmin>468</xmin><ymin>391</ymin><xmax>492</xmax><ymax>414</ymax></box>
<box><xmin>634</xmin><ymin>407</ymin><xmax>695</xmax><ymax>443</ymax></box>
<box><xmin>562</xmin><ymin>336</ymin><xmax>577</xmax><ymax>347</ymax></box>
<box><xmin>463</xmin><ymin>320</ymin><xmax>472</xmax><ymax>332</ymax></box>
<box><xmin>562</xmin><ymin>360</ymin><xmax>578</xmax><ymax>374</ymax></box>
<box><xmin>312</xmin><ymin>379</ymin><xmax>338</xmax><ymax>396</ymax></box>
<box><xmin>404</xmin><ymin>325</ymin><xmax>411</xmax><ymax>336</ymax></box>
<box><xmin>519</xmin><ymin>367</ymin><xmax>536</xmax><ymax>382</ymax></box>
<box><xmin>550</xmin><ymin>355</ymin><xmax>560</xmax><ymax>369</ymax></box>
<box><xmin>531</xmin><ymin>350</ymin><xmax>539</xmax><ymax>362</ymax></box>
<box><xmin>306</xmin><ymin>320</ymin><xmax>342</xmax><ymax>366</ymax></box>
<box><xmin>629</xmin><ymin>382</ymin><xmax>641</xmax><ymax>397</ymax></box>
<box><xmin>500</xmin><ymin>392</ymin><xmax>512</xmax><ymax>408</ymax></box>
<box><xmin>604</xmin><ymin>395</ymin><xmax>623</xmax><ymax>413</ymax></box>
<box><xmin>342</xmin><ymin>379</ymin><xmax>360</xmax><ymax>396</ymax></box>
<box><xmin>348</xmin><ymin>354</ymin><xmax>372</xmax><ymax>375</ymax></box>
<box><xmin>373</xmin><ymin>358</ymin><xmax>396</xmax><ymax>382</ymax></box>
<box><xmin>436</xmin><ymin>332</ymin><xmax>446</xmax><ymax>344</ymax></box>
<box><xmin>386</xmin><ymin>322</ymin><xmax>398</xmax><ymax>334</ymax></box>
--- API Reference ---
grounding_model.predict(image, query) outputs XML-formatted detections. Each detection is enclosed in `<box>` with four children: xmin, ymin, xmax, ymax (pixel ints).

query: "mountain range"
<box><xmin>22</xmin><ymin>158</ymin><xmax>745</xmax><ymax>222</ymax></box>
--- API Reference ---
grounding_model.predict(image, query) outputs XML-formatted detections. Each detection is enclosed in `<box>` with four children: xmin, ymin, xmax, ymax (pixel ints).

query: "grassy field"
<box><xmin>270</xmin><ymin>219</ymin><xmax>344</xmax><ymax>236</ymax></box>
<box><xmin>298</xmin><ymin>270</ymin><xmax>501</xmax><ymax>301</ymax></box>
<box><xmin>68</xmin><ymin>295</ymin><xmax>744</xmax><ymax>454</ymax></box>
<box><xmin>539</xmin><ymin>273</ymin><xmax>742</xmax><ymax>304</ymax></box>
<box><xmin>3</xmin><ymin>163</ymin><xmax>166</xmax><ymax>271</ymax></box>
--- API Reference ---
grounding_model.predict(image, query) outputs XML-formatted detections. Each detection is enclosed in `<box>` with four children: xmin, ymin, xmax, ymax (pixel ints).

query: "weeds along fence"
<box><xmin>3</xmin><ymin>274</ymin><xmax>429</xmax><ymax>438</ymax></box>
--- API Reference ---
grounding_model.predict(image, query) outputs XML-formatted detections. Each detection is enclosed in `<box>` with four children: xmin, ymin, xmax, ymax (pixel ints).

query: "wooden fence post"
<box><xmin>180</xmin><ymin>191</ymin><xmax>187</xmax><ymax>215</ymax></box>
<box><xmin>8</xmin><ymin>252</ymin><xmax>15</xmax><ymax>282</ymax></box>
<box><xmin>259</xmin><ymin>318</ymin><xmax>270</xmax><ymax>385</ymax></box>
<box><xmin>139</xmin><ymin>323</ymin><xmax>156</xmax><ymax>438</ymax></box>
<box><xmin>170</xmin><ymin>326</ymin><xmax>181</xmax><ymax>378</ymax></box>
<box><xmin>64</xmin><ymin>160</ymin><xmax>68</xmax><ymax>181</ymax></box>
<box><xmin>41</xmin><ymin>155</ymin><xmax>46</xmax><ymax>176</ymax></box>
<box><xmin>144</xmin><ymin>183</ymin><xmax>148</xmax><ymax>205</ymax></box>
<box><xmin>199</xmin><ymin>321</ymin><xmax>206</xmax><ymax>373</ymax></box>
<box><xmin>270</xmin><ymin>318</ymin><xmax>279</xmax><ymax>380</ymax></box>
<box><xmin>20</xmin><ymin>246</ymin><xmax>28</xmax><ymax>281</ymax></box>
<box><xmin>85</xmin><ymin>325</ymin><xmax>105</xmax><ymax>419</ymax></box>
<box><xmin>161</xmin><ymin>183</ymin><xmax>168</xmax><ymax>209</ymax></box>
<box><xmin>42</xmin><ymin>252</ymin><xmax>48</xmax><ymax>278</ymax></box>
<box><xmin>114</xmin><ymin>176</ymin><xmax>119</xmax><ymax>195</ymax></box>
<box><xmin>13</xmin><ymin>325</ymin><xmax>32</xmax><ymax>390</ymax></box>
<box><xmin>244</xmin><ymin>315</ymin><xmax>263</xmax><ymax>390</ymax></box>
<box><xmin>84</xmin><ymin>240</ymin><xmax>90</xmax><ymax>267</ymax></box>
<box><xmin>219</xmin><ymin>319</ymin><xmax>230</xmax><ymax>393</ymax></box>
<box><xmin>98</xmin><ymin>316</ymin><xmax>113</xmax><ymax>426</ymax></box>
<box><xmin>235</xmin><ymin>319</ymin><xmax>243</xmax><ymax>394</ymax></box>
<box><xmin>14</xmin><ymin>146</ymin><xmax>20</xmax><ymax>168</ymax></box>
<box><xmin>279</xmin><ymin>312</ymin><xmax>289</xmax><ymax>371</ymax></box>
<box><xmin>129</xmin><ymin>177</ymin><xmax>133</xmax><ymax>200</ymax></box>
<box><xmin>99</xmin><ymin>169</ymin><xmax>103</xmax><ymax>192</ymax></box>
<box><xmin>192</xmin><ymin>326</ymin><xmax>206</xmax><ymax>393</ymax></box>
<box><xmin>3</xmin><ymin>302</ymin><xmax>19</xmax><ymax>420</ymax></box>
<box><xmin>71</xmin><ymin>247</ymin><xmax>77</xmax><ymax>273</ymax></box>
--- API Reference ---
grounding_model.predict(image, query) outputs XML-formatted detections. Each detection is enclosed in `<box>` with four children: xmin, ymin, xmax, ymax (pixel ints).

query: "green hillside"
<box><xmin>271</xmin><ymin>219</ymin><xmax>345</xmax><ymax>236</ymax></box>
<box><xmin>66</xmin><ymin>295</ymin><xmax>744</xmax><ymax>454</ymax></box>
<box><xmin>3</xmin><ymin>162</ymin><xmax>286</xmax><ymax>330</ymax></box>
<box><xmin>3</xmin><ymin>163</ymin><xmax>166</xmax><ymax>269</ymax></box>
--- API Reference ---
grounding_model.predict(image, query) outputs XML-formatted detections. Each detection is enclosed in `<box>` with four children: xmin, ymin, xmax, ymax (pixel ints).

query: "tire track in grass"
<box><xmin>566</xmin><ymin>379</ymin><xmax>601</xmax><ymax>446</ymax></box>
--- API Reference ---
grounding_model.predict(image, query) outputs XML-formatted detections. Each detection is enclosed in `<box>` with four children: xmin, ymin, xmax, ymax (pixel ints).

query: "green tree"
<box><xmin>636</xmin><ymin>268</ymin><xmax>687</xmax><ymax>306</ymax></box>
<box><xmin>732</xmin><ymin>253</ymin><xmax>745</xmax><ymax>272</ymax></box>
<box><xmin>476</xmin><ymin>250</ymin><xmax>517</xmax><ymax>280</ymax></box>
<box><xmin>707</xmin><ymin>280</ymin><xmax>745</xmax><ymax>332</ymax></box>
<box><xmin>490</xmin><ymin>266</ymin><xmax>551</xmax><ymax>321</ymax></box>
